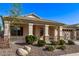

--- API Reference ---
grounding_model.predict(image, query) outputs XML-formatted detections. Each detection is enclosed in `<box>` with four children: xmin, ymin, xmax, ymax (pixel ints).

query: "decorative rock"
<box><xmin>24</xmin><ymin>46</ymin><xmax>31</xmax><ymax>52</ymax></box>
<box><xmin>16</xmin><ymin>48</ymin><xmax>28</xmax><ymax>56</ymax></box>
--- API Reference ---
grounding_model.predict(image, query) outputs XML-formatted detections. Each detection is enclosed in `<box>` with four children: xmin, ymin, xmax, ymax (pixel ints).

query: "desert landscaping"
<box><xmin>0</xmin><ymin>35</ymin><xmax>79</xmax><ymax>56</ymax></box>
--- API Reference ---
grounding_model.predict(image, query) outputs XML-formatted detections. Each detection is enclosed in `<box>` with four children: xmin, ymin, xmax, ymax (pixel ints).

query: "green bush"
<box><xmin>67</xmin><ymin>40</ymin><xmax>75</xmax><ymax>45</ymax></box>
<box><xmin>58</xmin><ymin>40</ymin><xmax>66</xmax><ymax>45</ymax></box>
<box><xmin>57</xmin><ymin>45</ymin><xmax>66</xmax><ymax>50</ymax></box>
<box><xmin>25</xmin><ymin>35</ymin><xmax>38</xmax><ymax>44</ymax></box>
<box><xmin>37</xmin><ymin>40</ymin><xmax>46</xmax><ymax>47</ymax></box>
<box><xmin>45</xmin><ymin>45</ymin><xmax>55</xmax><ymax>51</ymax></box>
<box><xmin>51</xmin><ymin>41</ymin><xmax>58</xmax><ymax>45</ymax></box>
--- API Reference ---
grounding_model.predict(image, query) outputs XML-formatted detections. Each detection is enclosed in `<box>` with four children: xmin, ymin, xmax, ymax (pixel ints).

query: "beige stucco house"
<box><xmin>2</xmin><ymin>13</ymin><xmax>78</xmax><ymax>45</ymax></box>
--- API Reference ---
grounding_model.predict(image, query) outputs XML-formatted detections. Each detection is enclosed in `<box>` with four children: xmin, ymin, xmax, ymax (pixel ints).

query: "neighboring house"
<box><xmin>2</xmin><ymin>13</ymin><xmax>78</xmax><ymax>44</ymax></box>
<box><xmin>63</xmin><ymin>24</ymin><xmax>79</xmax><ymax>40</ymax></box>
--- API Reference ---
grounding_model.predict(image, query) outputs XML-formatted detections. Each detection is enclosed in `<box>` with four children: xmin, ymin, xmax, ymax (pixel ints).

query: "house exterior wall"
<box><xmin>49</xmin><ymin>26</ymin><xmax>54</xmax><ymax>39</ymax></box>
<box><xmin>23</xmin><ymin>24</ymin><xmax>28</xmax><ymax>36</ymax></box>
<box><xmin>33</xmin><ymin>25</ymin><xmax>40</xmax><ymax>37</ymax></box>
<box><xmin>33</xmin><ymin>25</ymin><xmax>44</xmax><ymax>40</ymax></box>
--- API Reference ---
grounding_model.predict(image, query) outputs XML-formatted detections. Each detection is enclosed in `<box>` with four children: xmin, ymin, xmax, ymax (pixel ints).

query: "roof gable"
<box><xmin>26</xmin><ymin>13</ymin><xmax>41</xmax><ymax>19</ymax></box>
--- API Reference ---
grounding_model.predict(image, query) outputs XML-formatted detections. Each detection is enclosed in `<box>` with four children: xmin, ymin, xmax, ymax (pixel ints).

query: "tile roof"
<box><xmin>3</xmin><ymin>13</ymin><xmax>65</xmax><ymax>26</ymax></box>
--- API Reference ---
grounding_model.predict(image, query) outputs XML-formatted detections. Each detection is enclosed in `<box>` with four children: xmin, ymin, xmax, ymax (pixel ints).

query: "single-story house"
<box><xmin>2</xmin><ymin>13</ymin><xmax>79</xmax><ymax>45</ymax></box>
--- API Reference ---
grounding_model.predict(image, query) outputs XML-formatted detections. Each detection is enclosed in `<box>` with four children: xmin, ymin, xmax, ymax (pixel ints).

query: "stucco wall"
<box><xmin>23</xmin><ymin>24</ymin><xmax>28</xmax><ymax>36</ymax></box>
<box><xmin>49</xmin><ymin>26</ymin><xmax>54</xmax><ymax>40</ymax></box>
<box><xmin>33</xmin><ymin>25</ymin><xmax>40</xmax><ymax>37</ymax></box>
<box><xmin>33</xmin><ymin>25</ymin><xmax>44</xmax><ymax>40</ymax></box>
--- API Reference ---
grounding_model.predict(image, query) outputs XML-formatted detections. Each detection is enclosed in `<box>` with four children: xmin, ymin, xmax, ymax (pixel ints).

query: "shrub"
<box><xmin>57</xmin><ymin>45</ymin><xmax>66</xmax><ymax>50</ymax></box>
<box><xmin>67</xmin><ymin>40</ymin><xmax>75</xmax><ymax>45</ymax></box>
<box><xmin>51</xmin><ymin>41</ymin><xmax>58</xmax><ymax>45</ymax></box>
<box><xmin>58</xmin><ymin>40</ymin><xmax>66</xmax><ymax>45</ymax></box>
<box><xmin>37</xmin><ymin>40</ymin><xmax>46</xmax><ymax>47</ymax></box>
<box><xmin>45</xmin><ymin>45</ymin><xmax>55</xmax><ymax>51</ymax></box>
<box><xmin>25</xmin><ymin>35</ymin><xmax>38</xmax><ymax>44</ymax></box>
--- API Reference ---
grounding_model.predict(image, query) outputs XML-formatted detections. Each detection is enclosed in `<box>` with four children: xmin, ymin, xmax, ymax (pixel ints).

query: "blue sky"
<box><xmin>0</xmin><ymin>3</ymin><xmax>79</xmax><ymax>25</ymax></box>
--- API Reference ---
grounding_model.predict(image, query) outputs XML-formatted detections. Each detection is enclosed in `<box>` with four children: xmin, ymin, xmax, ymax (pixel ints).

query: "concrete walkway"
<box><xmin>74</xmin><ymin>40</ymin><xmax>79</xmax><ymax>45</ymax></box>
<box><xmin>62</xmin><ymin>53</ymin><xmax>79</xmax><ymax>56</ymax></box>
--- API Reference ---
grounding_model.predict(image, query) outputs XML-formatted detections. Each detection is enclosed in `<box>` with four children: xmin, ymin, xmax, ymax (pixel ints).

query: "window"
<box><xmin>10</xmin><ymin>26</ymin><xmax>23</xmax><ymax>36</ymax></box>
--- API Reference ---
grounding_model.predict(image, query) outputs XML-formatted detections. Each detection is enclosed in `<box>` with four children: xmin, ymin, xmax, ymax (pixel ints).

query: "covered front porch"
<box><xmin>3</xmin><ymin>15</ymin><xmax>64</xmax><ymax>44</ymax></box>
<box><xmin>9</xmin><ymin>22</ymin><xmax>63</xmax><ymax>43</ymax></box>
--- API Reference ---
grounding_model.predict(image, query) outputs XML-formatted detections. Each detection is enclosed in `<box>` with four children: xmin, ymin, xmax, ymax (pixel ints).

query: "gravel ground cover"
<box><xmin>0</xmin><ymin>43</ymin><xmax>79</xmax><ymax>56</ymax></box>
<box><xmin>28</xmin><ymin>45</ymin><xmax>79</xmax><ymax>56</ymax></box>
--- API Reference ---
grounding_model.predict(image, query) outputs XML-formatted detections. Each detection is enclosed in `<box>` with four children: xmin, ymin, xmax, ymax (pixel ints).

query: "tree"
<box><xmin>9</xmin><ymin>3</ymin><xmax>22</xmax><ymax>25</ymax></box>
<box><xmin>10</xmin><ymin>3</ymin><xmax>22</xmax><ymax>40</ymax></box>
<box><xmin>10</xmin><ymin>3</ymin><xmax>21</xmax><ymax>17</ymax></box>
<box><xmin>0</xmin><ymin>25</ymin><xmax>2</xmax><ymax>32</ymax></box>
<box><xmin>0</xmin><ymin>16</ymin><xmax>4</xmax><ymax>37</ymax></box>
<box><xmin>10</xmin><ymin>3</ymin><xmax>22</xmax><ymax>22</ymax></box>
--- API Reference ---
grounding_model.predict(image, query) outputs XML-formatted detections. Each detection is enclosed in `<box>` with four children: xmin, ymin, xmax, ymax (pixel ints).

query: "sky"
<box><xmin>0</xmin><ymin>3</ymin><xmax>79</xmax><ymax>25</ymax></box>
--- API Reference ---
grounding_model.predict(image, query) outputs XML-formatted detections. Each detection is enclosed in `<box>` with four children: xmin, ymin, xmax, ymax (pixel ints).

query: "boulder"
<box><xmin>16</xmin><ymin>48</ymin><xmax>28</xmax><ymax>56</ymax></box>
<box><xmin>24</xmin><ymin>46</ymin><xmax>31</xmax><ymax>52</ymax></box>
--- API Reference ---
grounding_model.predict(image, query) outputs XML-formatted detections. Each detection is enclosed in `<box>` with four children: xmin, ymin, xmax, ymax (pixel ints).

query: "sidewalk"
<box><xmin>74</xmin><ymin>40</ymin><xmax>79</xmax><ymax>45</ymax></box>
<box><xmin>62</xmin><ymin>53</ymin><xmax>79</xmax><ymax>56</ymax></box>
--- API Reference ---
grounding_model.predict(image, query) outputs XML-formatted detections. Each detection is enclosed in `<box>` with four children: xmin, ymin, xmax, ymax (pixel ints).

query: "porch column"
<box><xmin>28</xmin><ymin>23</ymin><xmax>33</xmax><ymax>35</ymax></box>
<box><xmin>45</xmin><ymin>25</ymin><xmax>49</xmax><ymax>40</ymax></box>
<box><xmin>54</xmin><ymin>28</ymin><xmax>58</xmax><ymax>41</ymax></box>
<box><xmin>58</xmin><ymin>26</ymin><xmax>63</xmax><ymax>40</ymax></box>
<box><xmin>73</xmin><ymin>29</ymin><xmax>76</xmax><ymax>40</ymax></box>
<box><xmin>4</xmin><ymin>21</ymin><xmax>10</xmax><ymax>40</ymax></box>
<box><xmin>2</xmin><ymin>21</ymin><xmax>10</xmax><ymax>48</ymax></box>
